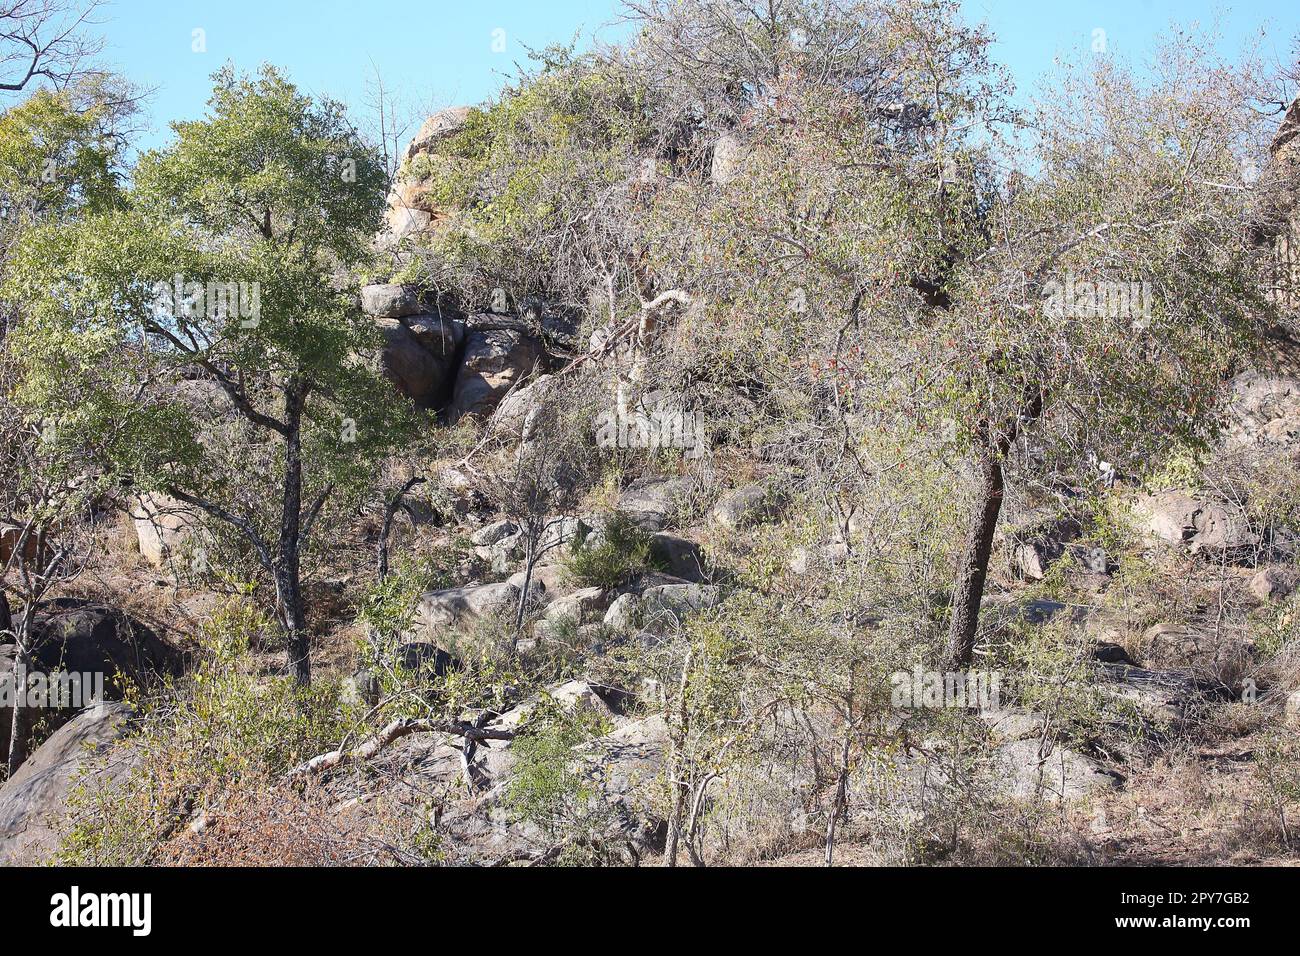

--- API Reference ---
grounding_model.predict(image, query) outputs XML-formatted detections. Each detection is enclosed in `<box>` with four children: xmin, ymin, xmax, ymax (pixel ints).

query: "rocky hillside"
<box><xmin>2</xmin><ymin>1</ymin><xmax>1300</xmax><ymax>869</ymax></box>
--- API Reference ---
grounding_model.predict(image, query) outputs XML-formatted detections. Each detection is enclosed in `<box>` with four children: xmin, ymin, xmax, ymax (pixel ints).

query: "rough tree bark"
<box><xmin>664</xmin><ymin>647</ymin><xmax>692</xmax><ymax>867</ymax></box>
<box><xmin>945</xmin><ymin>389</ymin><xmax>1044</xmax><ymax>669</ymax></box>
<box><xmin>945</xmin><ymin>442</ymin><xmax>1006</xmax><ymax>669</ymax></box>
<box><xmin>6</xmin><ymin>649</ymin><xmax>29</xmax><ymax>775</ymax></box>
<box><xmin>277</xmin><ymin>380</ymin><xmax>310</xmax><ymax>686</ymax></box>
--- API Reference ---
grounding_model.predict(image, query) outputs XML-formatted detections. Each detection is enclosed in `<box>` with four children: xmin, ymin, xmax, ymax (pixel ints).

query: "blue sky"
<box><xmin>88</xmin><ymin>0</ymin><xmax>1299</xmax><ymax>153</ymax></box>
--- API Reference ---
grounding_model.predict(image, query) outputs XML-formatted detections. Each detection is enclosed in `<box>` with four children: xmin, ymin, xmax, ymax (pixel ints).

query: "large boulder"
<box><xmin>505</xmin><ymin>564</ymin><xmax>574</xmax><ymax>609</ymax></box>
<box><xmin>1130</xmin><ymin>490</ymin><xmax>1258</xmax><ymax>557</ymax></box>
<box><xmin>494</xmin><ymin>679</ymin><xmax>615</xmax><ymax>730</ymax></box>
<box><xmin>1250</xmin><ymin>565</ymin><xmax>1297</xmax><ymax>602</ymax></box>
<box><xmin>1</xmin><ymin>600</ymin><xmax>183</xmax><ymax>760</ymax></box>
<box><xmin>447</xmin><ymin>329</ymin><xmax>544</xmax><ymax>423</ymax></box>
<box><xmin>375</xmin><ymin>318</ymin><xmax>445</xmax><ymax>405</ymax></box>
<box><xmin>1221</xmin><ymin>372</ymin><xmax>1300</xmax><ymax>448</ymax></box>
<box><xmin>1097</xmin><ymin>662</ymin><xmax>1231</xmax><ymax>725</ymax></box>
<box><xmin>603</xmin><ymin>593</ymin><xmax>642</xmax><ymax>630</ymax></box>
<box><xmin>1140</xmin><ymin>621</ymin><xmax>1252</xmax><ymax>675</ymax></box>
<box><xmin>639</xmin><ymin>584</ymin><xmax>723</xmax><ymax>631</ymax></box>
<box><xmin>0</xmin><ymin>523</ymin><xmax>44</xmax><ymax>568</ymax></box>
<box><xmin>357</xmin><ymin>694</ymin><xmax>668</xmax><ymax>864</ymax></box>
<box><xmin>129</xmin><ymin>493</ymin><xmax>200</xmax><ymax>568</ymax></box>
<box><xmin>537</xmin><ymin>516</ymin><xmax>593</xmax><ymax>559</ymax></box>
<box><xmin>709</xmin><ymin>482</ymin><xmax>784</xmax><ymax>529</ymax></box>
<box><xmin>542</xmin><ymin>587</ymin><xmax>613</xmax><ymax>626</ymax></box>
<box><xmin>471</xmin><ymin>519</ymin><xmax>519</xmax><ymax>547</ymax></box>
<box><xmin>983</xmin><ymin>709</ymin><xmax>1122</xmax><ymax>803</ymax></box>
<box><xmin>489</xmin><ymin>374</ymin><xmax>557</xmax><ymax>439</ymax></box>
<box><xmin>1287</xmin><ymin>690</ymin><xmax>1300</xmax><ymax>728</ymax></box>
<box><xmin>384</xmin><ymin>202</ymin><xmax>433</xmax><ymax>246</ymax></box>
<box><xmin>415</xmin><ymin>582</ymin><xmax>520</xmax><ymax>629</ymax></box>
<box><xmin>405</xmin><ymin>314</ymin><xmax>465</xmax><ymax>361</ymax></box>
<box><xmin>572</xmin><ymin>713</ymin><xmax>670</xmax><ymax>849</ymax></box>
<box><xmin>381</xmin><ymin>106</ymin><xmax>472</xmax><ymax>246</ymax></box>
<box><xmin>27</xmin><ymin>599</ymin><xmax>182</xmax><ymax>683</ymax></box>
<box><xmin>378</xmin><ymin>313</ymin><xmax>466</xmax><ymax>409</ymax></box>
<box><xmin>616</xmin><ymin>476</ymin><xmax>699</xmax><ymax>532</ymax></box>
<box><xmin>0</xmin><ymin>702</ymin><xmax>134</xmax><ymax>865</ymax></box>
<box><xmin>405</xmin><ymin>106</ymin><xmax>472</xmax><ymax>161</ymax></box>
<box><xmin>648</xmin><ymin>533</ymin><xmax>707</xmax><ymax>582</ymax></box>
<box><xmin>361</xmin><ymin>283</ymin><xmax>426</xmax><ymax>318</ymax></box>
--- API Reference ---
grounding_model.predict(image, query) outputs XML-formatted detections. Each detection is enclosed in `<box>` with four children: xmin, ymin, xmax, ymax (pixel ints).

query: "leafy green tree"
<box><xmin>0</xmin><ymin>85</ymin><xmax>121</xmax><ymax>221</ymax></box>
<box><xmin>929</xmin><ymin>39</ymin><xmax>1279</xmax><ymax>665</ymax></box>
<box><xmin>0</xmin><ymin>77</ymin><xmax>133</xmax><ymax>772</ymax></box>
<box><xmin>5</xmin><ymin>65</ymin><xmax>410</xmax><ymax>685</ymax></box>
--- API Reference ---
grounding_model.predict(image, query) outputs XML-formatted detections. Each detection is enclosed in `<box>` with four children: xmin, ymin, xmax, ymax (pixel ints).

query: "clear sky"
<box><xmin>88</xmin><ymin>0</ymin><xmax>1299</xmax><ymax>153</ymax></box>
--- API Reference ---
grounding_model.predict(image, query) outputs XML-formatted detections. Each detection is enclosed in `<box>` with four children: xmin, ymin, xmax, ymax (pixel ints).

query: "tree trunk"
<box><xmin>278</xmin><ymin>568</ymin><xmax>309</xmax><ymax>686</ymax></box>
<box><xmin>825</xmin><ymin>730</ymin><xmax>853</xmax><ymax>867</ymax></box>
<box><xmin>946</xmin><ymin>444</ymin><xmax>1005</xmax><ymax>669</ymax></box>
<box><xmin>664</xmin><ymin>776</ymin><xmax>688</xmax><ymax>867</ymax></box>
<box><xmin>5</xmin><ymin>594</ymin><xmax>30</xmax><ymax>775</ymax></box>
<box><xmin>6</xmin><ymin>646</ymin><xmax>29</xmax><ymax>775</ymax></box>
<box><xmin>278</xmin><ymin>382</ymin><xmax>310</xmax><ymax>686</ymax></box>
<box><xmin>377</xmin><ymin>476</ymin><xmax>427</xmax><ymax>584</ymax></box>
<box><xmin>664</xmin><ymin>648</ymin><xmax>692</xmax><ymax>867</ymax></box>
<box><xmin>513</xmin><ymin>536</ymin><xmax>538</xmax><ymax>643</ymax></box>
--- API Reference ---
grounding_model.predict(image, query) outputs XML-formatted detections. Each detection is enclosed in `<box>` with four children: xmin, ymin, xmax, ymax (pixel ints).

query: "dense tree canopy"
<box><xmin>5</xmin><ymin>65</ymin><xmax>412</xmax><ymax>684</ymax></box>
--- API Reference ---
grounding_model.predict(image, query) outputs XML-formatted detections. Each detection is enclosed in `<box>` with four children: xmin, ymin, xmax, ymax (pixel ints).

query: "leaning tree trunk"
<box><xmin>945</xmin><ymin>388</ymin><xmax>1044</xmax><ymax>668</ymax></box>
<box><xmin>278</xmin><ymin>383</ymin><xmax>311</xmax><ymax>686</ymax></box>
<box><xmin>945</xmin><ymin>443</ymin><xmax>1005</xmax><ymax>669</ymax></box>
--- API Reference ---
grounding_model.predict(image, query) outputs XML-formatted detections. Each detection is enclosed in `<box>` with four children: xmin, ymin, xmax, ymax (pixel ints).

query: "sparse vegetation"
<box><xmin>0</xmin><ymin>0</ymin><xmax>1298</xmax><ymax>879</ymax></box>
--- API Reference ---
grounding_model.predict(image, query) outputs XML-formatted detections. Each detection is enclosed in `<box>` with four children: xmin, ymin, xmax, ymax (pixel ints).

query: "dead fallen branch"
<box><xmin>289</xmin><ymin>718</ymin><xmax>515</xmax><ymax>778</ymax></box>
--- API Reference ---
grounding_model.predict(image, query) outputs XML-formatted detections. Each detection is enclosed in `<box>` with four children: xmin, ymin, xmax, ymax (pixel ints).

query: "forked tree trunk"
<box><xmin>513</xmin><ymin>536</ymin><xmax>538</xmax><ymax>644</ymax></box>
<box><xmin>946</xmin><ymin>444</ymin><xmax>1006</xmax><ymax>669</ymax></box>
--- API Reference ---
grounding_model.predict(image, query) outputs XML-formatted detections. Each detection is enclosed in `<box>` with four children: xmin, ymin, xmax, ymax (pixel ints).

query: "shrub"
<box><xmin>563</xmin><ymin>511</ymin><xmax>660</xmax><ymax>590</ymax></box>
<box><xmin>504</xmin><ymin>696</ymin><xmax>613</xmax><ymax>861</ymax></box>
<box><xmin>1253</xmin><ymin>728</ymin><xmax>1300</xmax><ymax>847</ymax></box>
<box><xmin>58</xmin><ymin>601</ymin><xmax>364</xmax><ymax>865</ymax></box>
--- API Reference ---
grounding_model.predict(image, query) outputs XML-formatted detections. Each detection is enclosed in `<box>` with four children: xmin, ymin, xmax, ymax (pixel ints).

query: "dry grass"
<box><xmin>157</xmin><ymin>781</ymin><xmax>416</xmax><ymax>866</ymax></box>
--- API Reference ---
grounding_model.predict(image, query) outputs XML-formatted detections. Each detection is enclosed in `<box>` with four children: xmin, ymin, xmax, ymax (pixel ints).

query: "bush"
<box><xmin>1253</xmin><ymin>728</ymin><xmax>1300</xmax><ymax>847</ymax></box>
<box><xmin>504</xmin><ymin>696</ymin><xmax>613</xmax><ymax>860</ymax></box>
<box><xmin>563</xmin><ymin>511</ymin><xmax>660</xmax><ymax>590</ymax></box>
<box><xmin>58</xmin><ymin>602</ymin><xmax>364</xmax><ymax>865</ymax></box>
